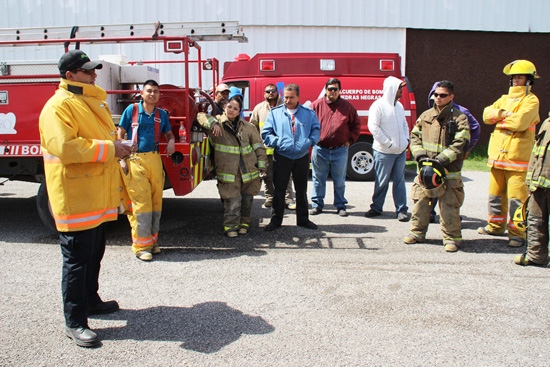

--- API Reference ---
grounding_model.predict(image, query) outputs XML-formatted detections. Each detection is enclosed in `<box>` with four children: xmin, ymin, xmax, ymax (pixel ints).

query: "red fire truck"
<box><xmin>220</xmin><ymin>53</ymin><xmax>417</xmax><ymax>181</ymax></box>
<box><xmin>0</xmin><ymin>21</ymin><xmax>246</xmax><ymax>231</ymax></box>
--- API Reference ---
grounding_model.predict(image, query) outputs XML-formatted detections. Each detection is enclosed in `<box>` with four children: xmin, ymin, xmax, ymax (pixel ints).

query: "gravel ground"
<box><xmin>1</xmin><ymin>170</ymin><xmax>549</xmax><ymax>366</ymax></box>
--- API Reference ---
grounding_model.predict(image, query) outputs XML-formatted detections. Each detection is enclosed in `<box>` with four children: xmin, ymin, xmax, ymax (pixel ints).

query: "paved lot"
<box><xmin>1</xmin><ymin>170</ymin><xmax>550</xmax><ymax>366</ymax></box>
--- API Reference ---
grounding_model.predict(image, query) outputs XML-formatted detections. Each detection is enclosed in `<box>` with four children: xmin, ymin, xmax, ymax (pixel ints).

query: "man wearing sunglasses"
<box><xmin>310</xmin><ymin>78</ymin><xmax>361</xmax><ymax>217</ymax></box>
<box><xmin>250</xmin><ymin>84</ymin><xmax>296</xmax><ymax>209</ymax></box>
<box><xmin>365</xmin><ymin>76</ymin><xmax>410</xmax><ymax>222</ymax></box>
<box><xmin>404</xmin><ymin>80</ymin><xmax>470</xmax><ymax>252</ymax></box>
<box><xmin>39</xmin><ymin>50</ymin><xmax>133</xmax><ymax>347</ymax></box>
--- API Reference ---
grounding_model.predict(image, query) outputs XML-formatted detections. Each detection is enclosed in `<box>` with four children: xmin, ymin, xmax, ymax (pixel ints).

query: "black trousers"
<box><xmin>60</xmin><ymin>223</ymin><xmax>106</xmax><ymax>328</ymax></box>
<box><xmin>272</xmin><ymin>152</ymin><xmax>310</xmax><ymax>225</ymax></box>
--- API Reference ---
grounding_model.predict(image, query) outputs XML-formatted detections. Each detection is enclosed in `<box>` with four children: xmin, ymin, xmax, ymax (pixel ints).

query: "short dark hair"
<box><xmin>143</xmin><ymin>79</ymin><xmax>159</xmax><ymax>88</ymax></box>
<box><xmin>436</xmin><ymin>80</ymin><xmax>454</xmax><ymax>94</ymax></box>
<box><xmin>325</xmin><ymin>78</ymin><xmax>341</xmax><ymax>90</ymax></box>
<box><xmin>265</xmin><ymin>83</ymin><xmax>277</xmax><ymax>90</ymax></box>
<box><xmin>284</xmin><ymin>83</ymin><xmax>300</xmax><ymax>96</ymax></box>
<box><xmin>227</xmin><ymin>95</ymin><xmax>243</xmax><ymax>111</ymax></box>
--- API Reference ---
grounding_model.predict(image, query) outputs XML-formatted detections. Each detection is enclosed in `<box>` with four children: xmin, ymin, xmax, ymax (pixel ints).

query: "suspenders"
<box><xmin>131</xmin><ymin>103</ymin><xmax>161</xmax><ymax>153</ymax></box>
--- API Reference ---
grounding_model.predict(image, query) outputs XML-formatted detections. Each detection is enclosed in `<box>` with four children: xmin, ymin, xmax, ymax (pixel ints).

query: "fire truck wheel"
<box><xmin>36</xmin><ymin>182</ymin><xmax>57</xmax><ymax>234</ymax></box>
<box><xmin>347</xmin><ymin>142</ymin><xmax>375</xmax><ymax>181</ymax></box>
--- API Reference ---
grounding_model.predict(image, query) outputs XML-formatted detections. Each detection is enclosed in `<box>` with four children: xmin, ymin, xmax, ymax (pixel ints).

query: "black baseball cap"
<box><xmin>58</xmin><ymin>50</ymin><xmax>102</xmax><ymax>75</ymax></box>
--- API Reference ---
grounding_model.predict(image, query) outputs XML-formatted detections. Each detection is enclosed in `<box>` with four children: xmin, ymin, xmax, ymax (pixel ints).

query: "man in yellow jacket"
<box><xmin>478</xmin><ymin>60</ymin><xmax>540</xmax><ymax>247</ymax></box>
<box><xmin>39</xmin><ymin>50</ymin><xmax>133</xmax><ymax>347</ymax></box>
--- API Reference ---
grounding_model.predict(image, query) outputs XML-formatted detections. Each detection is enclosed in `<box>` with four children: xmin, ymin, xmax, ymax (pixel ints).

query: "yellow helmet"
<box><xmin>503</xmin><ymin>60</ymin><xmax>540</xmax><ymax>78</ymax></box>
<box><xmin>512</xmin><ymin>195</ymin><xmax>531</xmax><ymax>231</ymax></box>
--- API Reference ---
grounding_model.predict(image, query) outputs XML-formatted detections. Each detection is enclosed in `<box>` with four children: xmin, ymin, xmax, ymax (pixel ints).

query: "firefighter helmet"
<box><xmin>418</xmin><ymin>158</ymin><xmax>446</xmax><ymax>190</ymax></box>
<box><xmin>503</xmin><ymin>60</ymin><xmax>540</xmax><ymax>78</ymax></box>
<box><xmin>512</xmin><ymin>195</ymin><xmax>530</xmax><ymax>231</ymax></box>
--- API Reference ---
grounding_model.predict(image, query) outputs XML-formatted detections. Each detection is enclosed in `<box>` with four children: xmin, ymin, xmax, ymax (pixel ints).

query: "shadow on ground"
<box><xmin>93</xmin><ymin>301</ymin><xmax>274</xmax><ymax>353</ymax></box>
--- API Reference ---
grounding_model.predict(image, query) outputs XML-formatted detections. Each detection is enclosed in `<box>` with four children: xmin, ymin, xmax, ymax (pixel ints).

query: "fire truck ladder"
<box><xmin>0</xmin><ymin>21</ymin><xmax>248</xmax><ymax>46</ymax></box>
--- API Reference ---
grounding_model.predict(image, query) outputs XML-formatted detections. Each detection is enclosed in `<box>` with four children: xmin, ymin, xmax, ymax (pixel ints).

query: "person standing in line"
<box><xmin>197</xmin><ymin>96</ymin><xmax>267</xmax><ymax>237</ymax></box>
<box><xmin>515</xmin><ymin>115</ymin><xmax>550</xmax><ymax>266</ymax></box>
<box><xmin>364</xmin><ymin>76</ymin><xmax>410</xmax><ymax>222</ymax></box>
<box><xmin>118</xmin><ymin>80</ymin><xmax>175</xmax><ymax>261</ymax></box>
<box><xmin>262</xmin><ymin>84</ymin><xmax>320</xmax><ymax>231</ymax></box>
<box><xmin>426</xmin><ymin>80</ymin><xmax>481</xmax><ymax>223</ymax></box>
<box><xmin>310</xmin><ymin>78</ymin><xmax>360</xmax><ymax>217</ymax></box>
<box><xmin>39</xmin><ymin>50</ymin><xmax>133</xmax><ymax>347</ymax></box>
<box><xmin>250</xmin><ymin>83</ymin><xmax>296</xmax><ymax>210</ymax></box>
<box><xmin>404</xmin><ymin>80</ymin><xmax>470</xmax><ymax>252</ymax></box>
<box><xmin>477</xmin><ymin>60</ymin><xmax>540</xmax><ymax>247</ymax></box>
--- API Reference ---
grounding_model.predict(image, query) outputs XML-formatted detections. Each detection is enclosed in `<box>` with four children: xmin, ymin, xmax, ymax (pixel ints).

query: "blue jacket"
<box><xmin>262</xmin><ymin>104</ymin><xmax>321</xmax><ymax>160</ymax></box>
<box><xmin>428</xmin><ymin>82</ymin><xmax>480</xmax><ymax>152</ymax></box>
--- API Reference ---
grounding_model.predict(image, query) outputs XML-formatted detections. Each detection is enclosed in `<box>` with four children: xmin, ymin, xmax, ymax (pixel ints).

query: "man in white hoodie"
<box><xmin>365</xmin><ymin>76</ymin><xmax>410</xmax><ymax>222</ymax></box>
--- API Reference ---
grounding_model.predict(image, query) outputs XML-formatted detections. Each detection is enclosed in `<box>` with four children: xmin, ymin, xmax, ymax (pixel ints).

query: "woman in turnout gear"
<box><xmin>478</xmin><ymin>60</ymin><xmax>540</xmax><ymax>247</ymax></box>
<box><xmin>197</xmin><ymin>96</ymin><xmax>267</xmax><ymax>237</ymax></box>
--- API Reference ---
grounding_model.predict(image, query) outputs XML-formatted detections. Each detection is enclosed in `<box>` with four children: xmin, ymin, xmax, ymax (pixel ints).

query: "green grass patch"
<box><xmin>406</xmin><ymin>143</ymin><xmax>490</xmax><ymax>172</ymax></box>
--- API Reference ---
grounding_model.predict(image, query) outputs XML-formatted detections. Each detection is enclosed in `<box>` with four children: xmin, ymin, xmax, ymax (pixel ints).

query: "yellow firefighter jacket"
<box><xmin>483</xmin><ymin>85</ymin><xmax>540</xmax><ymax>172</ymax></box>
<box><xmin>197</xmin><ymin>112</ymin><xmax>267</xmax><ymax>186</ymax></box>
<box><xmin>39</xmin><ymin>79</ymin><xmax>123</xmax><ymax>232</ymax></box>
<box><xmin>410</xmin><ymin>102</ymin><xmax>470</xmax><ymax>188</ymax></box>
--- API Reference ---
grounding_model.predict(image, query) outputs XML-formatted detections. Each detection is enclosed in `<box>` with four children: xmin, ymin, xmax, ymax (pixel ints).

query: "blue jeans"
<box><xmin>370</xmin><ymin>149</ymin><xmax>408</xmax><ymax>214</ymax></box>
<box><xmin>311</xmin><ymin>145</ymin><xmax>349</xmax><ymax>210</ymax></box>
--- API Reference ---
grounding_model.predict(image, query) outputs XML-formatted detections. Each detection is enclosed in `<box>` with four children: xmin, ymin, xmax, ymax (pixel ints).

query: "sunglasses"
<box><xmin>265</xmin><ymin>89</ymin><xmax>277</xmax><ymax>93</ymax></box>
<box><xmin>433</xmin><ymin>93</ymin><xmax>449</xmax><ymax>98</ymax></box>
<box><xmin>327</xmin><ymin>87</ymin><xmax>340</xmax><ymax>92</ymax></box>
<box><xmin>74</xmin><ymin>68</ymin><xmax>96</xmax><ymax>75</ymax></box>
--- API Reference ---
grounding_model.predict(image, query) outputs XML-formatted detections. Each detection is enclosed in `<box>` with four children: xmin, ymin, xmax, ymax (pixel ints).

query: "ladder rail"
<box><xmin>0</xmin><ymin>21</ymin><xmax>248</xmax><ymax>46</ymax></box>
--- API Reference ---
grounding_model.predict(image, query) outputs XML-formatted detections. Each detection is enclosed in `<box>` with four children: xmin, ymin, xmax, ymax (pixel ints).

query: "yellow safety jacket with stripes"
<box><xmin>483</xmin><ymin>85</ymin><xmax>540</xmax><ymax>172</ymax></box>
<box><xmin>410</xmin><ymin>102</ymin><xmax>470</xmax><ymax>188</ymax></box>
<box><xmin>197</xmin><ymin>112</ymin><xmax>267</xmax><ymax>184</ymax></box>
<box><xmin>39</xmin><ymin>79</ymin><xmax>123</xmax><ymax>232</ymax></box>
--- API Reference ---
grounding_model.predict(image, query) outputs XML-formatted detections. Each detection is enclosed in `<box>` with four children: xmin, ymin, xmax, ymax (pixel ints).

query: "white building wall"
<box><xmin>2</xmin><ymin>0</ymin><xmax>549</xmax><ymax>88</ymax></box>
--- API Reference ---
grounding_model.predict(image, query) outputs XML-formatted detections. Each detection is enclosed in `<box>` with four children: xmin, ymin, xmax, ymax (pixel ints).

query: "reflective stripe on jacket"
<box><xmin>483</xmin><ymin>86</ymin><xmax>540</xmax><ymax>172</ymax></box>
<box><xmin>410</xmin><ymin>102</ymin><xmax>470</xmax><ymax>187</ymax></box>
<box><xmin>526</xmin><ymin>117</ymin><xmax>550</xmax><ymax>191</ymax></box>
<box><xmin>39</xmin><ymin>79</ymin><xmax>122</xmax><ymax>232</ymax></box>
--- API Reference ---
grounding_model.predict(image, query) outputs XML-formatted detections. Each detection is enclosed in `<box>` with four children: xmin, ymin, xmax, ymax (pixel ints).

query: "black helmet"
<box><xmin>419</xmin><ymin>158</ymin><xmax>446</xmax><ymax>189</ymax></box>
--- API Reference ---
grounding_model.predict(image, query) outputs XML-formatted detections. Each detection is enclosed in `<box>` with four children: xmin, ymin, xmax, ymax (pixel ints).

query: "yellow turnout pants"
<box><xmin>122</xmin><ymin>152</ymin><xmax>165</xmax><ymax>254</ymax></box>
<box><xmin>486</xmin><ymin>167</ymin><xmax>528</xmax><ymax>240</ymax></box>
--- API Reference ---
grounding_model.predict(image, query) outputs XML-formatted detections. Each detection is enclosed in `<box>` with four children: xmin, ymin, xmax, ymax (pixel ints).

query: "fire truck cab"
<box><xmin>221</xmin><ymin>53</ymin><xmax>417</xmax><ymax>181</ymax></box>
<box><xmin>0</xmin><ymin>21</ymin><xmax>246</xmax><ymax>231</ymax></box>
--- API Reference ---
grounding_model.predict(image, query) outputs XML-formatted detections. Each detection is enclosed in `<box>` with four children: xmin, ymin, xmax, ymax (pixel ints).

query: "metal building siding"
<box><xmin>6</xmin><ymin>0</ymin><xmax>550</xmax><ymax>32</ymax></box>
<box><xmin>3</xmin><ymin>0</ymin><xmax>549</xmax><ymax>87</ymax></box>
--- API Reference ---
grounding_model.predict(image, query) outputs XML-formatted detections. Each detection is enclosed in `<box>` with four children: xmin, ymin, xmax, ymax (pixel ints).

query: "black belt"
<box><xmin>318</xmin><ymin>145</ymin><xmax>344</xmax><ymax>150</ymax></box>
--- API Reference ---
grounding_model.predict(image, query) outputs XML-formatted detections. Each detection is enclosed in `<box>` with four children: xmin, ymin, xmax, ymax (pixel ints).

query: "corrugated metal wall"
<box><xmin>5</xmin><ymin>0</ymin><xmax>549</xmax><ymax>31</ymax></box>
<box><xmin>2</xmin><ymin>0</ymin><xmax>549</xmax><ymax>88</ymax></box>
